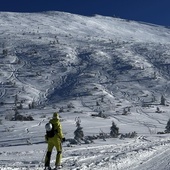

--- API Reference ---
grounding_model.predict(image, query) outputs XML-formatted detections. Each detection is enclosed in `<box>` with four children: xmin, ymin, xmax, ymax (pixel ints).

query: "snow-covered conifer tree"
<box><xmin>110</xmin><ymin>121</ymin><xmax>119</xmax><ymax>138</ymax></box>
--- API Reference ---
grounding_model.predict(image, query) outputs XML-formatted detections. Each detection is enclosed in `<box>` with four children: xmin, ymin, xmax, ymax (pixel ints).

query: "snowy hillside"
<box><xmin>1</xmin><ymin>11</ymin><xmax>170</xmax><ymax>170</ymax></box>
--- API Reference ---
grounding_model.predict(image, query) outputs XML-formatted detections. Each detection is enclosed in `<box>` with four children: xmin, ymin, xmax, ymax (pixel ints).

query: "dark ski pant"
<box><xmin>45</xmin><ymin>135</ymin><xmax>62</xmax><ymax>167</ymax></box>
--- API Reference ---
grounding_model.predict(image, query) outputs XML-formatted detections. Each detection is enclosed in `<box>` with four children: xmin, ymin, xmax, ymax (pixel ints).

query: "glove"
<box><xmin>62</xmin><ymin>137</ymin><xmax>66</xmax><ymax>142</ymax></box>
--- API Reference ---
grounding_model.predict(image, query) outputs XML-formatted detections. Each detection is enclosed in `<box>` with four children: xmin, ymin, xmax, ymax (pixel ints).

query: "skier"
<box><xmin>44</xmin><ymin>112</ymin><xmax>65</xmax><ymax>170</ymax></box>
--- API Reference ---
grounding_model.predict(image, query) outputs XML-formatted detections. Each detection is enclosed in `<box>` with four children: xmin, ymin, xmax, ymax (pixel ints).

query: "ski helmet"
<box><xmin>53</xmin><ymin>112</ymin><xmax>59</xmax><ymax>119</ymax></box>
<box><xmin>45</xmin><ymin>123</ymin><xmax>53</xmax><ymax>131</ymax></box>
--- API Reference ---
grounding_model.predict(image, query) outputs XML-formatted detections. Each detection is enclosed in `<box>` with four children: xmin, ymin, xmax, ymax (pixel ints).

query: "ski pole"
<box><xmin>38</xmin><ymin>146</ymin><xmax>47</xmax><ymax>168</ymax></box>
<box><xmin>42</xmin><ymin>147</ymin><xmax>47</xmax><ymax>163</ymax></box>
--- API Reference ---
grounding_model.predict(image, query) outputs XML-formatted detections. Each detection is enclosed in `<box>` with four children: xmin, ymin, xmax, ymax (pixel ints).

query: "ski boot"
<box><xmin>54</xmin><ymin>165</ymin><xmax>62</xmax><ymax>169</ymax></box>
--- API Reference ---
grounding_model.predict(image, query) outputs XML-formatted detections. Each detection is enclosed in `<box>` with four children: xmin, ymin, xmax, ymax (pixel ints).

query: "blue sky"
<box><xmin>0</xmin><ymin>0</ymin><xmax>170</xmax><ymax>26</ymax></box>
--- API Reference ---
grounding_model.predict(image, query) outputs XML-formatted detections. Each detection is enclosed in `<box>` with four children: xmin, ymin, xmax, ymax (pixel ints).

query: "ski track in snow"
<box><xmin>1</xmin><ymin>137</ymin><xmax>170</xmax><ymax>170</ymax></box>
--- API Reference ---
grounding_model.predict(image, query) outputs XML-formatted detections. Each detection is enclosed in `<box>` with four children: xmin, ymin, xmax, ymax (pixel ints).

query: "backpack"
<box><xmin>46</xmin><ymin>123</ymin><xmax>55</xmax><ymax>138</ymax></box>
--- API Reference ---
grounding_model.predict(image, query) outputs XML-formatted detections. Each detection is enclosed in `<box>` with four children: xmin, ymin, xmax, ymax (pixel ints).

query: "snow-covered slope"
<box><xmin>0</xmin><ymin>11</ymin><xmax>170</xmax><ymax>170</ymax></box>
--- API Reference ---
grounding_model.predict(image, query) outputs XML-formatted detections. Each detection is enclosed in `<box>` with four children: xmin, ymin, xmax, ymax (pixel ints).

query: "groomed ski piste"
<box><xmin>0</xmin><ymin>11</ymin><xmax>170</xmax><ymax>170</ymax></box>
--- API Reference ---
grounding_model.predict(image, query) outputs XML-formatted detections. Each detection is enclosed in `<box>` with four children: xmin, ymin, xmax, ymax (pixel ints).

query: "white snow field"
<box><xmin>0</xmin><ymin>11</ymin><xmax>170</xmax><ymax>170</ymax></box>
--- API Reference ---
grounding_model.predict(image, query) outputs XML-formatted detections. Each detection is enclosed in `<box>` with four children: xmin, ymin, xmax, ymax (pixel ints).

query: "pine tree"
<box><xmin>110</xmin><ymin>121</ymin><xmax>119</xmax><ymax>138</ymax></box>
<box><xmin>31</xmin><ymin>100</ymin><xmax>35</xmax><ymax>109</ymax></box>
<box><xmin>2</xmin><ymin>49</ymin><xmax>8</xmax><ymax>56</ymax></box>
<box><xmin>74</xmin><ymin>117</ymin><xmax>84</xmax><ymax>143</ymax></box>
<box><xmin>165</xmin><ymin>119</ymin><xmax>170</xmax><ymax>133</ymax></box>
<box><xmin>160</xmin><ymin>95</ymin><xmax>166</xmax><ymax>105</ymax></box>
<box><xmin>14</xmin><ymin>94</ymin><xmax>18</xmax><ymax>106</ymax></box>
